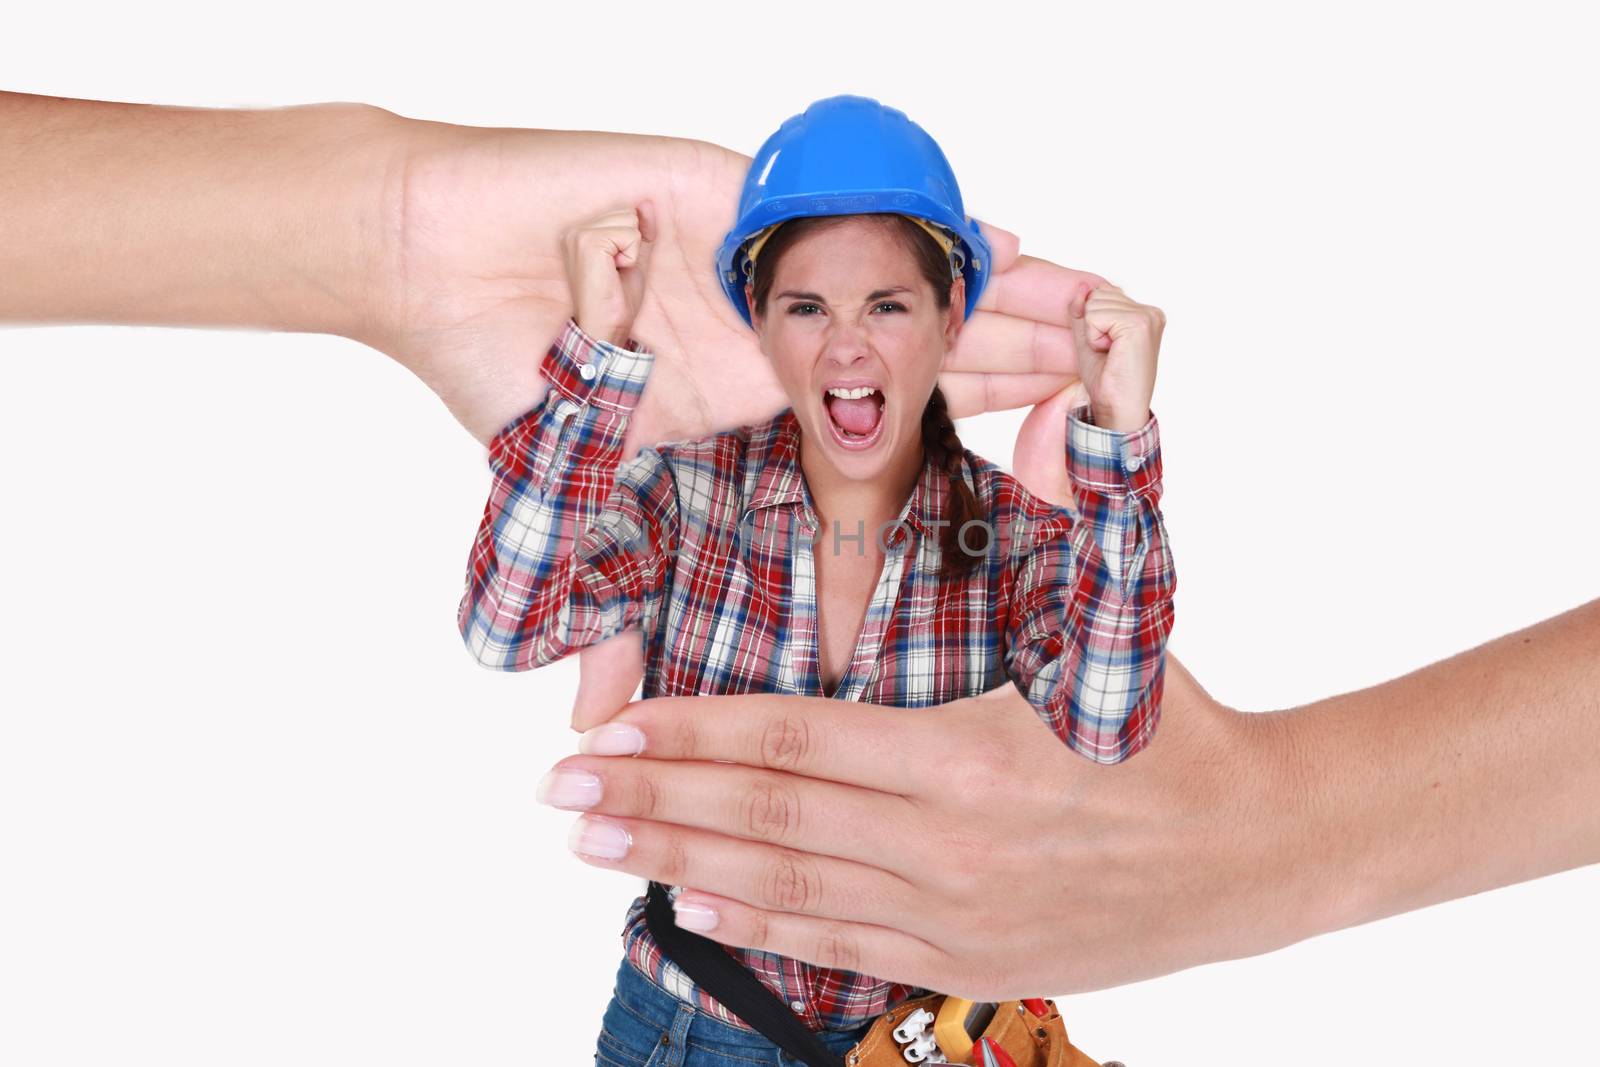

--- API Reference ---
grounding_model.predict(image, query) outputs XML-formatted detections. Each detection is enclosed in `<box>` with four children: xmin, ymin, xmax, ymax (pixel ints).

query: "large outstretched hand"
<box><xmin>369</xmin><ymin>125</ymin><xmax>1108</xmax><ymax>725</ymax></box>
<box><xmin>374</xmin><ymin>128</ymin><xmax>1099</xmax><ymax>471</ymax></box>
<box><xmin>550</xmin><ymin>653</ymin><xmax>1261</xmax><ymax>999</ymax></box>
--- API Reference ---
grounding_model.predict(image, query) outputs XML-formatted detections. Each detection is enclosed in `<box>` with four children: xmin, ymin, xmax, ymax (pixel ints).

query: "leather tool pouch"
<box><xmin>642</xmin><ymin>879</ymin><xmax>1113</xmax><ymax>1067</ymax></box>
<box><xmin>840</xmin><ymin>991</ymin><xmax>1107</xmax><ymax>1067</ymax></box>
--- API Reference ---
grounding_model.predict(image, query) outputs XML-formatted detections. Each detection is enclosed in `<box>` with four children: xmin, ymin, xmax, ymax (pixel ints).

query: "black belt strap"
<box><xmin>642</xmin><ymin>879</ymin><xmax>845</xmax><ymax>1067</ymax></box>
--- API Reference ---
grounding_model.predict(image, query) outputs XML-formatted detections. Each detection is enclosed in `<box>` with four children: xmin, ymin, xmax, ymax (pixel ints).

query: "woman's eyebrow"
<box><xmin>776</xmin><ymin>286</ymin><xmax>914</xmax><ymax>302</ymax></box>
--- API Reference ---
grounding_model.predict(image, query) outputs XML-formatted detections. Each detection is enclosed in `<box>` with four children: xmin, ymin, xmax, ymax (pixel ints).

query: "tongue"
<box><xmin>828</xmin><ymin>395</ymin><xmax>881</xmax><ymax>436</ymax></box>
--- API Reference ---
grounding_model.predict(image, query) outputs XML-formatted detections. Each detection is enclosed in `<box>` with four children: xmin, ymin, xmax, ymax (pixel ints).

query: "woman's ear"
<box><xmin>744</xmin><ymin>281</ymin><xmax>764</xmax><ymax>333</ymax></box>
<box><xmin>944</xmin><ymin>275</ymin><xmax>966</xmax><ymax>348</ymax></box>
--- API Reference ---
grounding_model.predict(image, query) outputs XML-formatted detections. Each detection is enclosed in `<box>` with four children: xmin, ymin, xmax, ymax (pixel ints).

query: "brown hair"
<box><xmin>748</xmin><ymin>213</ymin><xmax>986</xmax><ymax>579</ymax></box>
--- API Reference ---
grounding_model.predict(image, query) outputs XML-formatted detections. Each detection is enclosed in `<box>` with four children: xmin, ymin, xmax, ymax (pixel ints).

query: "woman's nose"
<box><xmin>822</xmin><ymin>319</ymin><xmax>872</xmax><ymax>363</ymax></box>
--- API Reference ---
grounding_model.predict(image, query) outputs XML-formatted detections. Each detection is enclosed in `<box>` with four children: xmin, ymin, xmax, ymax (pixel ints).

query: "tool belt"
<box><xmin>643</xmin><ymin>880</ymin><xmax>1119</xmax><ymax>1067</ymax></box>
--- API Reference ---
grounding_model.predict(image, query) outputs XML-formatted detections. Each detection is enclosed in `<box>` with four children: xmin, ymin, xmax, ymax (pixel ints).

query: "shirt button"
<box><xmin>790</xmin><ymin>1000</ymin><xmax>805</xmax><ymax>1013</ymax></box>
<box><xmin>578</xmin><ymin>362</ymin><xmax>597</xmax><ymax>381</ymax></box>
<box><xmin>1125</xmin><ymin>452</ymin><xmax>1143</xmax><ymax>472</ymax></box>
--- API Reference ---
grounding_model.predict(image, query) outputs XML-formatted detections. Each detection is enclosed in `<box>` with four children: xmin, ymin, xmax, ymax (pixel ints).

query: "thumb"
<box><xmin>571</xmin><ymin>630</ymin><xmax>646</xmax><ymax>732</ymax></box>
<box><xmin>1068</xmin><ymin>284</ymin><xmax>1101</xmax><ymax>361</ymax></box>
<box><xmin>636</xmin><ymin>198</ymin><xmax>658</xmax><ymax>245</ymax></box>
<box><xmin>619</xmin><ymin>199</ymin><xmax>657</xmax><ymax>271</ymax></box>
<box><xmin>1079</xmin><ymin>284</ymin><xmax>1115</xmax><ymax>354</ymax></box>
<box><xmin>615</xmin><ymin>202</ymin><xmax>657</xmax><ymax>322</ymax></box>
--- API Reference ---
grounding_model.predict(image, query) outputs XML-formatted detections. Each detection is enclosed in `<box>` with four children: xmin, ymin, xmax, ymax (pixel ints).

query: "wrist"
<box><xmin>1086</xmin><ymin>401</ymin><xmax>1153</xmax><ymax>434</ymax></box>
<box><xmin>1259</xmin><ymin>712</ymin><xmax>1329</xmax><ymax>941</ymax></box>
<box><xmin>1178</xmin><ymin>703</ymin><xmax>1337</xmax><ymax>962</ymax></box>
<box><xmin>358</xmin><ymin>105</ymin><xmax>469</xmax><ymax>350</ymax></box>
<box><xmin>573</xmin><ymin>318</ymin><xmax>634</xmax><ymax>351</ymax></box>
<box><xmin>1247</xmin><ymin>702</ymin><xmax>1374</xmax><ymax>946</ymax></box>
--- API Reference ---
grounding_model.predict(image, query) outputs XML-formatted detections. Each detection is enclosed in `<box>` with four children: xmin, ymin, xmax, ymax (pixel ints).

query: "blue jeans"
<box><xmin>593</xmin><ymin>955</ymin><xmax>874</xmax><ymax>1067</ymax></box>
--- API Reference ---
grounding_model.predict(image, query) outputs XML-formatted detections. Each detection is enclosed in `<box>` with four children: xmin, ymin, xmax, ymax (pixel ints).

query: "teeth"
<box><xmin>825</xmin><ymin>386</ymin><xmax>880</xmax><ymax>400</ymax></box>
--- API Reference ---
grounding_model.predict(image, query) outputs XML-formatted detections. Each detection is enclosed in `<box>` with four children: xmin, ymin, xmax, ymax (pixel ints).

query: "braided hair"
<box><xmin>917</xmin><ymin>378</ymin><xmax>986</xmax><ymax>578</ymax></box>
<box><xmin>748</xmin><ymin>213</ymin><xmax>987</xmax><ymax>579</ymax></box>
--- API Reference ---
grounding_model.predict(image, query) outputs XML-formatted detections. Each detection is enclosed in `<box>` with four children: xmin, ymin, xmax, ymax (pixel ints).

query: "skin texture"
<box><xmin>4</xmin><ymin>91</ymin><xmax>1598</xmax><ymax>997</ymax></box>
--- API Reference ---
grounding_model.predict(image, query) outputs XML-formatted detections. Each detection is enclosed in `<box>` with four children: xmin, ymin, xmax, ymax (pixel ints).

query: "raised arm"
<box><xmin>1004</xmin><ymin>401</ymin><xmax>1174</xmax><ymax>762</ymax></box>
<box><xmin>459</xmin><ymin>317</ymin><xmax>678</xmax><ymax>669</ymax></box>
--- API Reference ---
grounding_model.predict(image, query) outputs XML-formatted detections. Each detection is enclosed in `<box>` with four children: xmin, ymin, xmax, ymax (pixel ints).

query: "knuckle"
<box><xmin>660</xmin><ymin>832</ymin><xmax>691</xmax><ymax>884</ymax></box>
<box><xmin>815</xmin><ymin>922</ymin><xmax>861</xmax><ymax>972</ymax></box>
<box><xmin>746</xmin><ymin>907</ymin><xmax>772</xmax><ymax>949</ymax></box>
<box><xmin>939</xmin><ymin>831</ymin><xmax>992</xmax><ymax>900</ymax></box>
<box><xmin>629</xmin><ymin>769</ymin><xmax>663</xmax><ymax>820</ymax></box>
<box><xmin>759</xmin><ymin>714</ymin><xmax>813</xmax><ymax>771</ymax></box>
<box><xmin>760</xmin><ymin>851</ymin><xmax>817</xmax><ymax>912</ymax></box>
<box><xmin>953</xmin><ymin>735</ymin><xmax>1011</xmax><ymax>796</ymax></box>
<box><xmin>668</xmin><ymin>712</ymin><xmax>700</xmax><ymax>759</ymax></box>
<box><xmin>742</xmin><ymin>777</ymin><xmax>799</xmax><ymax>842</ymax></box>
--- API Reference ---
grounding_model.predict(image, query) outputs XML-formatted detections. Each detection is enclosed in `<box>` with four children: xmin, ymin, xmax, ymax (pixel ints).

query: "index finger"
<box><xmin>588</xmin><ymin>692</ymin><xmax>931</xmax><ymax>793</ymax></box>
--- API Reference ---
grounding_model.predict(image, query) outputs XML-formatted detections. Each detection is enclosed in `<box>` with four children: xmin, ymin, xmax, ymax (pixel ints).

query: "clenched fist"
<box><xmin>1070</xmin><ymin>282</ymin><xmax>1165</xmax><ymax>432</ymax></box>
<box><xmin>563</xmin><ymin>202</ymin><xmax>657</xmax><ymax>349</ymax></box>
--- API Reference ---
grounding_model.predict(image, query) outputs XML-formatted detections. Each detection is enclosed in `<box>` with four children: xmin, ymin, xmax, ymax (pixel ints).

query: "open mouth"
<box><xmin>822</xmin><ymin>386</ymin><xmax>886</xmax><ymax>449</ymax></box>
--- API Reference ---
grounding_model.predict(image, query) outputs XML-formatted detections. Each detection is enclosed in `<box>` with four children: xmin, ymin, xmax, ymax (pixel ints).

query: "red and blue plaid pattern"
<box><xmin>459</xmin><ymin>318</ymin><xmax>1176</xmax><ymax>1032</ymax></box>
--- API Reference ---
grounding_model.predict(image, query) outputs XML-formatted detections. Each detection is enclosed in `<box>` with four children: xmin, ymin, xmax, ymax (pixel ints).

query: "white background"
<box><xmin>3</xmin><ymin>2</ymin><xmax>1598</xmax><ymax>1064</ymax></box>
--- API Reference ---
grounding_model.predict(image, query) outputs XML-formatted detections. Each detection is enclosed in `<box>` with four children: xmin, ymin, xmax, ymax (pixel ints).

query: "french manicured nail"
<box><xmin>579</xmin><ymin>722</ymin><xmax>646</xmax><ymax>756</ymax></box>
<box><xmin>536</xmin><ymin>768</ymin><xmax>602</xmax><ymax>810</ymax></box>
<box><xmin>672</xmin><ymin>898</ymin><xmax>720</xmax><ymax>932</ymax></box>
<box><xmin>567</xmin><ymin>815</ymin><xmax>632</xmax><ymax>860</ymax></box>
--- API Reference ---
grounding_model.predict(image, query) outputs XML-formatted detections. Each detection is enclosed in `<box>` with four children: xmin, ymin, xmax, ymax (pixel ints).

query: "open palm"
<box><xmin>366</xmin><ymin>126</ymin><xmax>1105</xmax><ymax>723</ymax></box>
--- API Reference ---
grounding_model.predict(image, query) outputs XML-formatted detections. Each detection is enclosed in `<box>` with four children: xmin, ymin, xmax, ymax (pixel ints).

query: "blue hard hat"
<box><xmin>715</xmin><ymin>94</ymin><xmax>991</xmax><ymax>329</ymax></box>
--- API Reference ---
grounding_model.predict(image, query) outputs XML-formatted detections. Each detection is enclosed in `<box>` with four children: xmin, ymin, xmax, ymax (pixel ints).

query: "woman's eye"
<box><xmin>785</xmin><ymin>302</ymin><xmax>904</xmax><ymax>315</ymax></box>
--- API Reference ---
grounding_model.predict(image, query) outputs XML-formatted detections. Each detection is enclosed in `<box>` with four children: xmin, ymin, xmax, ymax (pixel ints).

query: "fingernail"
<box><xmin>579</xmin><ymin>722</ymin><xmax>646</xmax><ymax>756</ymax></box>
<box><xmin>672</xmin><ymin>898</ymin><xmax>720</xmax><ymax>932</ymax></box>
<box><xmin>536</xmin><ymin>768</ymin><xmax>602</xmax><ymax>810</ymax></box>
<box><xmin>567</xmin><ymin>815</ymin><xmax>632</xmax><ymax>860</ymax></box>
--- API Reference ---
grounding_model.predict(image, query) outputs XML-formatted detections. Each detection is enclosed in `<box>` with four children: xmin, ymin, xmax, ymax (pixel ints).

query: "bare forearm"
<box><xmin>0</xmin><ymin>91</ymin><xmax>396</xmax><ymax>341</ymax></box>
<box><xmin>1265</xmin><ymin>595</ymin><xmax>1600</xmax><ymax>939</ymax></box>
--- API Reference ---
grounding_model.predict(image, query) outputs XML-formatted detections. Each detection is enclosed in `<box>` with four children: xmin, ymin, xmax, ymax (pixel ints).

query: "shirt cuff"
<box><xmin>538</xmin><ymin>316</ymin><xmax>655</xmax><ymax>416</ymax></box>
<box><xmin>1066</xmin><ymin>402</ymin><xmax>1162</xmax><ymax>497</ymax></box>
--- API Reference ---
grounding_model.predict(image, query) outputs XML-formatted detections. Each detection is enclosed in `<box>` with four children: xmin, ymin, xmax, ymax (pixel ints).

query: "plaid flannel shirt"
<box><xmin>459</xmin><ymin>317</ymin><xmax>1175</xmax><ymax>1033</ymax></box>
